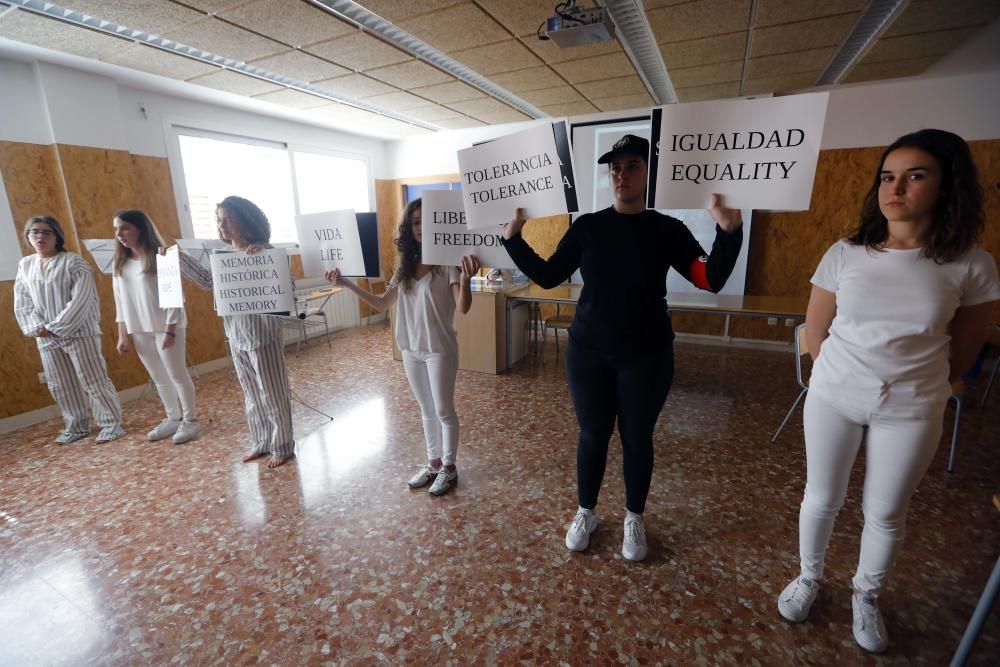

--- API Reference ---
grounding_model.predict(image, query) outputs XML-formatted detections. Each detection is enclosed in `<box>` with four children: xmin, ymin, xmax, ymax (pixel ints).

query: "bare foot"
<box><xmin>266</xmin><ymin>453</ymin><xmax>294</xmax><ymax>468</ymax></box>
<box><xmin>243</xmin><ymin>451</ymin><xmax>268</xmax><ymax>463</ymax></box>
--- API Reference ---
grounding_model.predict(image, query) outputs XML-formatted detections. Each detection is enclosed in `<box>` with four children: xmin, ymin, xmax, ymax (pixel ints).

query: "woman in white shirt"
<box><xmin>112</xmin><ymin>209</ymin><xmax>201</xmax><ymax>445</ymax></box>
<box><xmin>14</xmin><ymin>215</ymin><xmax>125</xmax><ymax>444</ymax></box>
<box><xmin>777</xmin><ymin>129</ymin><xmax>1000</xmax><ymax>653</ymax></box>
<box><xmin>326</xmin><ymin>198</ymin><xmax>479</xmax><ymax>496</ymax></box>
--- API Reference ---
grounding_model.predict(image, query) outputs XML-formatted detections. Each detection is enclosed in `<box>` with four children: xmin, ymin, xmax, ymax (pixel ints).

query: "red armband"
<box><xmin>689</xmin><ymin>256</ymin><xmax>711</xmax><ymax>290</ymax></box>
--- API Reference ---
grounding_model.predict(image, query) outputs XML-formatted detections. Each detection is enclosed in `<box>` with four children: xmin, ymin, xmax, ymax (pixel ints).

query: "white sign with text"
<box><xmin>295</xmin><ymin>209</ymin><xmax>365</xmax><ymax>278</ymax></box>
<box><xmin>156</xmin><ymin>245</ymin><xmax>184</xmax><ymax>309</ymax></box>
<box><xmin>421</xmin><ymin>190</ymin><xmax>514</xmax><ymax>268</ymax></box>
<box><xmin>209</xmin><ymin>247</ymin><xmax>294</xmax><ymax>316</ymax></box>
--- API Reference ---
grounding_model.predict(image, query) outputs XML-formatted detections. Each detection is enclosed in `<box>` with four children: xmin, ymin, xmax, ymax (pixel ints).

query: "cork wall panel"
<box><xmin>523</xmin><ymin>214</ymin><xmax>570</xmax><ymax>320</ymax></box>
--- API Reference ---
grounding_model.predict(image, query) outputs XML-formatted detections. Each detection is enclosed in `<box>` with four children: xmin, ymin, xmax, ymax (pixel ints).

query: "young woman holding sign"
<box><xmin>500</xmin><ymin>135</ymin><xmax>744</xmax><ymax>561</ymax></box>
<box><xmin>777</xmin><ymin>129</ymin><xmax>999</xmax><ymax>653</ymax></box>
<box><xmin>14</xmin><ymin>215</ymin><xmax>126</xmax><ymax>444</ymax></box>
<box><xmin>111</xmin><ymin>209</ymin><xmax>201</xmax><ymax>445</ymax></box>
<box><xmin>326</xmin><ymin>198</ymin><xmax>480</xmax><ymax>496</ymax></box>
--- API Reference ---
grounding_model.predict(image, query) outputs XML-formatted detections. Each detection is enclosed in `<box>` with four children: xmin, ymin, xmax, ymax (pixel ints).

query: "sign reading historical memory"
<box><xmin>294</xmin><ymin>209</ymin><xmax>365</xmax><ymax>278</ymax></box>
<box><xmin>156</xmin><ymin>245</ymin><xmax>184</xmax><ymax>309</ymax></box>
<box><xmin>209</xmin><ymin>247</ymin><xmax>294</xmax><ymax>316</ymax></box>
<box><xmin>458</xmin><ymin>121</ymin><xmax>577</xmax><ymax>229</ymax></box>
<box><xmin>647</xmin><ymin>92</ymin><xmax>829</xmax><ymax>211</ymax></box>
<box><xmin>421</xmin><ymin>190</ymin><xmax>515</xmax><ymax>268</ymax></box>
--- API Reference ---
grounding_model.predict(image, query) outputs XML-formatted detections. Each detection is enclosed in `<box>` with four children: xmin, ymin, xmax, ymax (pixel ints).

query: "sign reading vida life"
<box><xmin>209</xmin><ymin>248</ymin><xmax>294</xmax><ymax>316</ymax></box>
<box><xmin>458</xmin><ymin>121</ymin><xmax>577</xmax><ymax>229</ymax></box>
<box><xmin>294</xmin><ymin>209</ymin><xmax>365</xmax><ymax>278</ymax></box>
<box><xmin>422</xmin><ymin>190</ymin><xmax>515</xmax><ymax>268</ymax></box>
<box><xmin>647</xmin><ymin>92</ymin><xmax>829</xmax><ymax>210</ymax></box>
<box><xmin>156</xmin><ymin>245</ymin><xmax>184</xmax><ymax>309</ymax></box>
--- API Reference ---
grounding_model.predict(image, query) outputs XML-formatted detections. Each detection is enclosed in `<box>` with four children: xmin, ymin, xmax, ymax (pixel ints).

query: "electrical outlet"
<box><xmin>767</xmin><ymin>317</ymin><xmax>778</xmax><ymax>326</ymax></box>
<box><xmin>38</xmin><ymin>372</ymin><xmax>47</xmax><ymax>384</ymax></box>
<box><xmin>785</xmin><ymin>318</ymin><xmax>796</xmax><ymax>327</ymax></box>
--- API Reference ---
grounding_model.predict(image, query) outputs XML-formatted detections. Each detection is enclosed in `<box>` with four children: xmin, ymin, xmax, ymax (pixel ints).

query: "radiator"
<box><xmin>281</xmin><ymin>286</ymin><xmax>361</xmax><ymax>344</ymax></box>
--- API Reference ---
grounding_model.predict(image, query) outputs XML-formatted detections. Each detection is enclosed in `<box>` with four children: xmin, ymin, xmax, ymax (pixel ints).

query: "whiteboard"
<box><xmin>0</xmin><ymin>178</ymin><xmax>23</xmax><ymax>281</ymax></box>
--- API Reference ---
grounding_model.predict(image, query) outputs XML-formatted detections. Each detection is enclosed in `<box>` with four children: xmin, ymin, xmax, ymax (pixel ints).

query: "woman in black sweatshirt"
<box><xmin>500</xmin><ymin>134</ymin><xmax>743</xmax><ymax>561</ymax></box>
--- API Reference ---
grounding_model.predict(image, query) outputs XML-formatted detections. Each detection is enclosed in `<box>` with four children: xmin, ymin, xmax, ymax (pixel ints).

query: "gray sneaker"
<box><xmin>147</xmin><ymin>419</ymin><xmax>181</xmax><ymax>441</ymax></box>
<box><xmin>429</xmin><ymin>468</ymin><xmax>457</xmax><ymax>496</ymax></box>
<box><xmin>852</xmin><ymin>591</ymin><xmax>889</xmax><ymax>653</ymax></box>
<box><xmin>778</xmin><ymin>576</ymin><xmax>819</xmax><ymax>622</ymax></box>
<box><xmin>172</xmin><ymin>421</ymin><xmax>202</xmax><ymax>444</ymax></box>
<box><xmin>622</xmin><ymin>514</ymin><xmax>647</xmax><ymax>561</ymax></box>
<box><xmin>565</xmin><ymin>508</ymin><xmax>598</xmax><ymax>551</ymax></box>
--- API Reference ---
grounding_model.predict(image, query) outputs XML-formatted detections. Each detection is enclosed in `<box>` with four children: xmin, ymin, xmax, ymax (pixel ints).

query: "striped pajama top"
<box><xmin>14</xmin><ymin>252</ymin><xmax>102</xmax><ymax>348</ymax></box>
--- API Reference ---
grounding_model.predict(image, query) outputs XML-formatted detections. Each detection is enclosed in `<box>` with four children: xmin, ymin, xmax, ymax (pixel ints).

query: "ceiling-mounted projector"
<box><xmin>540</xmin><ymin>3</ymin><xmax>616</xmax><ymax>48</ymax></box>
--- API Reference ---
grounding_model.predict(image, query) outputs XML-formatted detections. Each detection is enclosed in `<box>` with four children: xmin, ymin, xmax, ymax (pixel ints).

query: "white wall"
<box><xmin>0</xmin><ymin>58</ymin><xmax>52</xmax><ymax>145</ymax></box>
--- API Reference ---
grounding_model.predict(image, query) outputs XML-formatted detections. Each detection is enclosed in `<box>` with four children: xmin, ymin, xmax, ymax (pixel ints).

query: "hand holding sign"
<box><xmin>501</xmin><ymin>208</ymin><xmax>527</xmax><ymax>241</ymax></box>
<box><xmin>460</xmin><ymin>255</ymin><xmax>481</xmax><ymax>281</ymax></box>
<box><xmin>708</xmin><ymin>193</ymin><xmax>742</xmax><ymax>232</ymax></box>
<box><xmin>325</xmin><ymin>268</ymin><xmax>346</xmax><ymax>286</ymax></box>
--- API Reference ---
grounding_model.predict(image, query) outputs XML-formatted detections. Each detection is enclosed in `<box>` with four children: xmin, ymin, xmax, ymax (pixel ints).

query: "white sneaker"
<box><xmin>778</xmin><ymin>576</ymin><xmax>819</xmax><ymax>622</ymax></box>
<box><xmin>147</xmin><ymin>419</ymin><xmax>181</xmax><ymax>441</ymax></box>
<box><xmin>407</xmin><ymin>464</ymin><xmax>439</xmax><ymax>489</ymax></box>
<box><xmin>852</xmin><ymin>591</ymin><xmax>889</xmax><ymax>653</ymax></box>
<box><xmin>172</xmin><ymin>421</ymin><xmax>202</xmax><ymax>444</ymax></box>
<box><xmin>622</xmin><ymin>514</ymin><xmax>647</xmax><ymax>561</ymax></box>
<box><xmin>429</xmin><ymin>468</ymin><xmax>457</xmax><ymax>496</ymax></box>
<box><xmin>565</xmin><ymin>508</ymin><xmax>598</xmax><ymax>551</ymax></box>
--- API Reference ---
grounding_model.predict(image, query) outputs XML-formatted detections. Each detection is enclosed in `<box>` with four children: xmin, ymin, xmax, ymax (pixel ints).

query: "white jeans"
<box><xmin>401</xmin><ymin>349</ymin><xmax>459</xmax><ymax>465</ymax></box>
<box><xmin>799</xmin><ymin>391</ymin><xmax>943</xmax><ymax>595</ymax></box>
<box><xmin>132</xmin><ymin>332</ymin><xmax>197</xmax><ymax>422</ymax></box>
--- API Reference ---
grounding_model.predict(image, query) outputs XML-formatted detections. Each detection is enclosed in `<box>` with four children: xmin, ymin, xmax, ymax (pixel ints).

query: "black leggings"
<box><xmin>566</xmin><ymin>338</ymin><xmax>674</xmax><ymax>514</ymax></box>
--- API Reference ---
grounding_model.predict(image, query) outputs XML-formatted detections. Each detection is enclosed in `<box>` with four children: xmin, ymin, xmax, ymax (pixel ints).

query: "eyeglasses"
<box><xmin>27</xmin><ymin>230</ymin><xmax>54</xmax><ymax>237</ymax></box>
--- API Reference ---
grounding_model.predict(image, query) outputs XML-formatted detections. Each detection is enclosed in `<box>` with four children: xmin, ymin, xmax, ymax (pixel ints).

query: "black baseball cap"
<box><xmin>597</xmin><ymin>134</ymin><xmax>649</xmax><ymax>164</ymax></box>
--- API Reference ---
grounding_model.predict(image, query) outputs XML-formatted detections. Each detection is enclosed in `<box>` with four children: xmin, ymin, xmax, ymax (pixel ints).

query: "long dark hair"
<box><xmin>393</xmin><ymin>198</ymin><xmax>436</xmax><ymax>292</ymax></box>
<box><xmin>112</xmin><ymin>209</ymin><xmax>165</xmax><ymax>276</ymax></box>
<box><xmin>216</xmin><ymin>196</ymin><xmax>271</xmax><ymax>245</ymax></box>
<box><xmin>23</xmin><ymin>215</ymin><xmax>66</xmax><ymax>253</ymax></box>
<box><xmin>849</xmin><ymin>129</ymin><xmax>983</xmax><ymax>263</ymax></box>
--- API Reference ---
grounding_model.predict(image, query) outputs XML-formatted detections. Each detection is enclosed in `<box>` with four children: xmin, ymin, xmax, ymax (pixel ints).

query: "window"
<box><xmin>176</xmin><ymin>130</ymin><xmax>371</xmax><ymax>244</ymax></box>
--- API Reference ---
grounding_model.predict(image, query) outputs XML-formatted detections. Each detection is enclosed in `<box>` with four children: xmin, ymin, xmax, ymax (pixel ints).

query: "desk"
<box><xmin>504</xmin><ymin>285</ymin><xmax>809</xmax><ymax>370</ymax></box>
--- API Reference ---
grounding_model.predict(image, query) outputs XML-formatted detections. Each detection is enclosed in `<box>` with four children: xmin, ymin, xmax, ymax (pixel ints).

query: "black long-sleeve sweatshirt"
<box><xmin>501</xmin><ymin>207</ymin><xmax>744</xmax><ymax>354</ymax></box>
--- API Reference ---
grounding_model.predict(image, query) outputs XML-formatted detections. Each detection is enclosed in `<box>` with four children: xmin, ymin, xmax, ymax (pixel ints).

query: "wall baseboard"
<box><xmin>673</xmin><ymin>332</ymin><xmax>793</xmax><ymax>352</ymax></box>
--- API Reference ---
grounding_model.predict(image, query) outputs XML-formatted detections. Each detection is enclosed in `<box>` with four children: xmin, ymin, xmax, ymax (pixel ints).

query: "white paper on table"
<box><xmin>81</xmin><ymin>239</ymin><xmax>117</xmax><ymax>275</ymax></box>
<box><xmin>421</xmin><ymin>190</ymin><xmax>515</xmax><ymax>268</ymax></box>
<box><xmin>294</xmin><ymin>209</ymin><xmax>364</xmax><ymax>278</ymax></box>
<box><xmin>209</xmin><ymin>247</ymin><xmax>294</xmax><ymax>316</ymax></box>
<box><xmin>156</xmin><ymin>245</ymin><xmax>184</xmax><ymax>309</ymax></box>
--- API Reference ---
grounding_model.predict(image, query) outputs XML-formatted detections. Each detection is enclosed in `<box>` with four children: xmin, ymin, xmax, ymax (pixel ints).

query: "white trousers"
<box><xmin>132</xmin><ymin>332</ymin><xmax>197</xmax><ymax>422</ymax></box>
<box><xmin>401</xmin><ymin>349</ymin><xmax>459</xmax><ymax>465</ymax></box>
<box><xmin>38</xmin><ymin>335</ymin><xmax>123</xmax><ymax>439</ymax></box>
<box><xmin>799</xmin><ymin>391</ymin><xmax>943</xmax><ymax>595</ymax></box>
<box><xmin>232</xmin><ymin>339</ymin><xmax>294</xmax><ymax>458</ymax></box>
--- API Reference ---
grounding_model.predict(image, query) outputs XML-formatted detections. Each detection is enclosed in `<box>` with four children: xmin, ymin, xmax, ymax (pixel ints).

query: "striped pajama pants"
<box><xmin>232</xmin><ymin>338</ymin><xmax>294</xmax><ymax>458</ymax></box>
<box><xmin>38</xmin><ymin>336</ymin><xmax>124</xmax><ymax>439</ymax></box>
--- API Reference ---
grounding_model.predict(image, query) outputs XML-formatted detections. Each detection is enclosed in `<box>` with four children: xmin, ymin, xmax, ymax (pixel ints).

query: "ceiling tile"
<box><xmin>754</xmin><ymin>0</ymin><xmax>865</xmax><ymax>28</ymax></box>
<box><xmin>409</xmin><ymin>80</ymin><xmax>485</xmax><ymax>103</ymax></box>
<box><xmin>104</xmin><ymin>44</ymin><xmax>220</xmax><ymax>79</ymax></box>
<box><xmin>660</xmin><ymin>32</ymin><xmax>747</xmax><ymax>70</ymax></box>
<box><xmin>575</xmin><ymin>76</ymin><xmax>647</xmax><ymax>99</ymax></box>
<box><xmin>592</xmin><ymin>92</ymin><xmax>655</xmax><ymax>112</ymax></box>
<box><xmin>539</xmin><ymin>101</ymin><xmax>598</xmax><ymax>116</ymax></box>
<box><xmin>446</xmin><ymin>97</ymin><xmax>515</xmax><ymax>116</ymax></box>
<box><xmin>488</xmin><ymin>66</ymin><xmax>565</xmax><ymax>92</ymax></box>
<box><xmin>364</xmin><ymin>60</ymin><xmax>453</xmax><ymax>88</ymax></box>
<box><xmin>519</xmin><ymin>85</ymin><xmax>584</xmax><ymax>106</ymax></box>
<box><xmin>649</xmin><ymin>0</ymin><xmax>752</xmax><ymax>43</ymax></box>
<box><xmin>751</xmin><ymin>14</ymin><xmax>858</xmax><ymax>57</ymax></box>
<box><xmin>450</xmin><ymin>40</ymin><xmax>543</xmax><ymax>75</ymax></box>
<box><xmin>397</xmin><ymin>4</ymin><xmax>508</xmax><ymax>52</ymax></box>
<box><xmin>0</xmin><ymin>9</ymin><xmax>134</xmax><ymax>59</ymax></box>
<box><xmin>166</xmin><ymin>0</ymin><xmax>248</xmax><ymax>12</ymax></box>
<box><xmin>248</xmin><ymin>50</ymin><xmax>350</xmax><ymax>82</ymax></box>
<box><xmin>252</xmin><ymin>88</ymin><xmax>331</xmax><ymax>109</ymax></box>
<box><xmin>435</xmin><ymin>116</ymin><xmax>487</xmax><ymax>129</ymax></box>
<box><xmin>218</xmin><ymin>0</ymin><xmax>355</xmax><ymax>48</ymax></box>
<box><xmin>841</xmin><ymin>57</ymin><xmax>940</xmax><ymax>84</ymax></box>
<box><xmin>742</xmin><ymin>71</ymin><xmax>821</xmax><ymax>96</ymax></box>
<box><xmin>352</xmin><ymin>0</ymin><xmax>465</xmax><ymax>22</ymax></box>
<box><xmin>476</xmin><ymin>0</ymin><xmax>557</xmax><ymax>38</ymax></box>
<box><xmin>884</xmin><ymin>0</ymin><xmax>1000</xmax><ymax>38</ymax></box>
<box><xmin>62</xmin><ymin>0</ymin><xmax>205</xmax><ymax>32</ymax></box>
<box><xmin>475</xmin><ymin>109</ymin><xmax>532</xmax><ymax>124</ymax></box>
<box><xmin>550</xmin><ymin>52</ymin><xmax>635</xmax><ymax>84</ymax></box>
<box><xmin>306</xmin><ymin>32</ymin><xmax>411</xmax><ymax>71</ymax></box>
<box><xmin>187</xmin><ymin>69</ymin><xmax>284</xmax><ymax>95</ymax></box>
<box><xmin>308</xmin><ymin>102</ymin><xmax>383</xmax><ymax>123</ymax></box>
<box><xmin>366</xmin><ymin>90</ymin><xmax>437</xmax><ymax>111</ymax></box>
<box><xmin>164</xmin><ymin>16</ymin><xmax>286</xmax><ymax>62</ymax></box>
<box><xmin>311</xmin><ymin>73</ymin><xmax>396</xmax><ymax>98</ymax></box>
<box><xmin>404</xmin><ymin>105</ymin><xmax>465</xmax><ymax>122</ymax></box>
<box><xmin>747</xmin><ymin>47</ymin><xmax>835</xmax><ymax>79</ymax></box>
<box><xmin>522</xmin><ymin>32</ymin><xmax>622</xmax><ymax>64</ymax></box>
<box><xmin>675</xmin><ymin>81</ymin><xmax>740</xmax><ymax>103</ymax></box>
<box><xmin>863</xmin><ymin>27</ymin><xmax>979</xmax><ymax>64</ymax></box>
<box><xmin>669</xmin><ymin>60</ymin><xmax>743</xmax><ymax>88</ymax></box>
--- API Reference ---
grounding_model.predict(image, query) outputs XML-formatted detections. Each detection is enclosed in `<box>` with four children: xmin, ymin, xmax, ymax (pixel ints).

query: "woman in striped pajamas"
<box><xmin>14</xmin><ymin>215</ymin><xmax>125</xmax><ymax>444</ymax></box>
<box><xmin>112</xmin><ymin>209</ymin><xmax>202</xmax><ymax>445</ymax></box>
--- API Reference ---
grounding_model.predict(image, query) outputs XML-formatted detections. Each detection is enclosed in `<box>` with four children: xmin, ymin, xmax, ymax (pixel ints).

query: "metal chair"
<box><xmin>979</xmin><ymin>323</ymin><xmax>1000</xmax><ymax>408</ymax></box>
<box><xmin>946</xmin><ymin>380</ymin><xmax>965</xmax><ymax>473</ymax></box>
<box><xmin>772</xmin><ymin>323</ymin><xmax>809</xmax><ymax>443</ymax></box>
<box><xmin>542</xmin><ymin>304</ymin><xmax>572</xmax><ymax>363</ymax></box>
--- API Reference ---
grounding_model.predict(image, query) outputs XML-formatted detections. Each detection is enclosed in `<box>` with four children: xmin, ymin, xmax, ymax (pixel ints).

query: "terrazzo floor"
<box><xmin>1</xmin><ymin>323</ymin><xmax>997</xmax><ymax>666</ymax></box>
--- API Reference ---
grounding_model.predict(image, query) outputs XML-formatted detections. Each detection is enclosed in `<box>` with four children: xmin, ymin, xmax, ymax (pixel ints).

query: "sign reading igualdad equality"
<box><xmin>209</xmin><ymin>247</ymin><xmax>294</xmax><ymax>316</ymax></box>
<box><xmin>294</xmin><ymin>209</ymin><xmax>365</xmax><ymax>278</ymax></box>
<box><xmin>458</xmin><ymin>121</ymin><xmax>577</xmax><ymax>229</ymax></box>
<box><xmin>156</xmin><ymin>245</ymin><xmax>184</xmax><ymax>309</ymax></box>
<box><xmin>647</xmin><ymin>92</ymin><xmax>829</xmax><ymax>211</ymax></box>
<box><xmin>421</xmin><ymin>190</ymin><xmax>514</xmax><ymax>268</ymax></box>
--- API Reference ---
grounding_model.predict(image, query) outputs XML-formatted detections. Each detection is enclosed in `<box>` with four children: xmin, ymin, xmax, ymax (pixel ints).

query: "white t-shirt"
<box><xmin>392</xmin><ymin>267</ymin><xmax>461</xmax><ymax>354</ymax></box>
<box><xmin>809</xmin><ymin>240</ymin><xmax>1000</xmax><ymax>417</ymax></box>
<box><xmin>112</xmin><ymin>257</ymin><xmax>186</xmax><ymax>334</ymax></box>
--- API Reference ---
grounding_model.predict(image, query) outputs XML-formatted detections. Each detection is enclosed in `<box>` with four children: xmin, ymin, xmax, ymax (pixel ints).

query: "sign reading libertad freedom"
<box><xmin>209</xmin><ymin>247</ymin><xmax>294</xmax><ymax>316</ymax></box>
<box><xmin>295</xmin><ymin>209</ymin><xmax>365</xmax><ymax>278</ymax></box>
<box><xmin>156</xmin><ymin>245</ymin><xmax>184</xmax><ymax>309</ymax></box>
<box><xmin>458</xmin><ymin>121</ymin><xmax>577</xmax><ymax>229</ymax></box>
<box><xmin>647</xmin><ymin>92</ymin><xmax>829</xmax><ymax>211</ymax></box>
<box><xmin>421</xmin><ymin>190</ymin><xmax>515</xmax><ymax>268</ymax></box>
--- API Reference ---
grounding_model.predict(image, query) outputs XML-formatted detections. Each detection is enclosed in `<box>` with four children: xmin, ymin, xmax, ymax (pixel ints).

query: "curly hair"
<box><xmin>393</xmin><ymin>198</ymin><xmax>437</xmax><ymax>292</ymax></box>
<box><xmin>216</xmin><ymin>195</ymin><xmax>271</xmax><ymax>245</ymax></box>
<box><xmin>23</xmin><ymin>215</ymin><xmax>67</xmax><ymax>253</ymax></box>
<box><xmin>112</xmin><ymin>209</ymin><xmax>166</xmax><ymax>276</ymax></box>
<box><xmin>848</xmin><ymin>129</ymin><xmax>983</xmax><ymax>263</ymax></box>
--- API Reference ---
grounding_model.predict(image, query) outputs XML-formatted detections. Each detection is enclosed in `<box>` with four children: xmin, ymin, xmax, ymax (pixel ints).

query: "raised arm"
<box><xmin>452</xmin><ymin>255</ymin><xmax>480</xmax><ymax>315</ymax></box>
<box><xmin>327</xmin><ymin>268</ymin><xmax>398</xmax><ymax>312</ymax></box>
<box><xmin>668</xmin><ymin>203</ymin><xmax>743</xmax><ymax>293</ymax></box>
<box><xmin>178</xmin><ymin>250</ymin><xmax>214</xmax><ymax>291</ymax></box>
<box><xmin>500</xmin><ymin>208</ymin><xmax>581</xmax><ymax>288</ymax></box>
